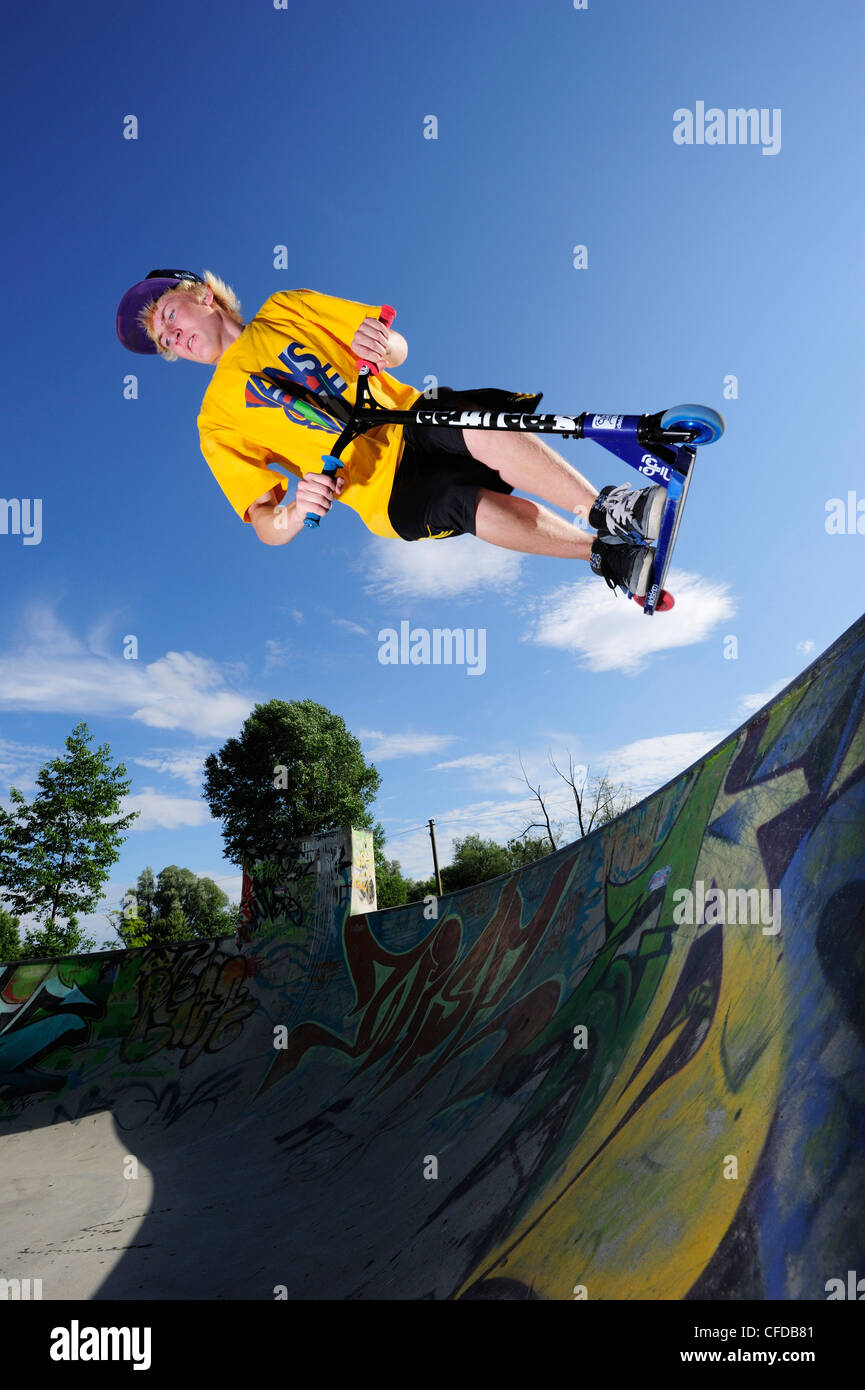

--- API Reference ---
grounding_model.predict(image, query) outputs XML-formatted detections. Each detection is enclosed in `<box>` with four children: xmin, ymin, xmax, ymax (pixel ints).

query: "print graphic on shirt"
<box><xmin>245</xmin><ymin>341</ymin><xmax>349</xmax><ymax>433</ymax></box>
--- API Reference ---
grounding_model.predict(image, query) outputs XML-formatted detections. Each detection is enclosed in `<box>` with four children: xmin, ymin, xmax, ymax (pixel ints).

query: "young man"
<box><xmin>116</xmin><ymin>269</ymin><xmax>665</xmax><ymax>595</ymax></box>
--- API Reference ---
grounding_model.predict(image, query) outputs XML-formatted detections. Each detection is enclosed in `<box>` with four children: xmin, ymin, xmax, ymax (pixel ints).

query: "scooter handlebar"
<box><xmin>354</xmin><ymin>304</ymin><xmax>396</xmax><ymax>375</ymax></box>
<box><xmin>304</xmin><ymin>305</ymin><xmax>397</xmax><ymax>528</ymax></box>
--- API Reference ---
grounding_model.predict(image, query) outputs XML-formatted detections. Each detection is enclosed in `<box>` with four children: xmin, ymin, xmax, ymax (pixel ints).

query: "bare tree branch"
<box><xmin>518</xmin><ymin>755</ymin><xmax>558</xmax><ymax>851</ymax></box>
<box><xmin>515</xmin><ymin>750</ymin><xmax>634</xmax><ymax>847</ymax></box>
<box><xmin>550</xmin><ymin>752</ymin><xmax>589</xmax><ymax>837</ymax></box>
<box><xmin>549</xmin><ymin>756</ymin><xmax>634</xmax><ymax>839</ymax></box>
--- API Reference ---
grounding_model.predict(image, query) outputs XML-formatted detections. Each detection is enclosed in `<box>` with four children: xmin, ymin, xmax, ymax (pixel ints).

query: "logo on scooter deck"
<box><xmin>646</xmin><ymin>584</ymin><xmax>660</xmax><ymax>607</ymax></box>
<box><xmin>639</xmin><ymin>454</ymin><xmax>672</xmax><ymax>482</ymax></box>
<box><xmin>590</xmin><ymin>414</ymin><xmax>623</xmax><ymax>430</ymax></box>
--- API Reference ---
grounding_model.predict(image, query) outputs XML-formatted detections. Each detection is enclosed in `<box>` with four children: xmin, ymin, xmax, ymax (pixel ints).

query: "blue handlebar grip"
<box><xmin>303</xmin><ymin>456</ymin><xmax>342</xmax><ymax>529</ymax></box>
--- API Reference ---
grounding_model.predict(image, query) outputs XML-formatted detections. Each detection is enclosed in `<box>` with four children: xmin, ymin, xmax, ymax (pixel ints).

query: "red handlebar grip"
<box><xmin>356</xmin><ymin>304</ymin><xmax>397</xmax><ymax>375</ymax></box>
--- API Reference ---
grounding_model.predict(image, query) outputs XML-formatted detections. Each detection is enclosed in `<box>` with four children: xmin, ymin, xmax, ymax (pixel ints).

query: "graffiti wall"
<box><xmin>0</xmin><ymin>622</ymin><xmax>863</xmax><ymax>1301</ymax></box>
<box><xmin>240</xmin><ymin>824</ymin><xmax>376</xmax><ymax>938</ymax></box>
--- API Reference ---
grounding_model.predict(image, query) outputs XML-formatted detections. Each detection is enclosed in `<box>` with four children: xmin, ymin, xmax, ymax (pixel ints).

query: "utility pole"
<box><xmin>428</xmin><ymin>818</ymin><xmax>443</xmax><ymax>896</ymax></box>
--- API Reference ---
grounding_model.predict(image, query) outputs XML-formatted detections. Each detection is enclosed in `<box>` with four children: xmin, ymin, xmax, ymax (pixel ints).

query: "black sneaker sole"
<box><xmin>627</xmin><ymin>547</ymin><xmax>654</xmax><ymax>598</ymax></box>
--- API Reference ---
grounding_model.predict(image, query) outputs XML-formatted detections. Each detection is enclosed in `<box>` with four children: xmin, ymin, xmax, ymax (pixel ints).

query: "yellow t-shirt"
<box><xmin>198</xmin><ymin>289</ymin><xmax>420</xmax><ymax>539</ymax></box>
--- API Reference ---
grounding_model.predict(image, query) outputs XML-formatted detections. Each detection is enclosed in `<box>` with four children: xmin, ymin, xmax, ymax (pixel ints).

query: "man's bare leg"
<box><xmin>474</xmin><ymin>490</ymin><xmax>594</xmax><ymax>558</ymax></box>
<box><xmin>462</xmin><ymin>428</ymin><xmax>598</xmax><ymax>520</ymax></box>
<box><xmin>473</xmin><ymin>490</ymin><xmax>656</xmax><ymax>597</ymax></box>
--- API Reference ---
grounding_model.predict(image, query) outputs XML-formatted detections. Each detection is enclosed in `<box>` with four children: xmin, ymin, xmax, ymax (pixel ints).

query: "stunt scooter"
<box><xmin>305</xmin><ymin>307</ymin><xmax>724</xmax><ymax>616</ymax></box>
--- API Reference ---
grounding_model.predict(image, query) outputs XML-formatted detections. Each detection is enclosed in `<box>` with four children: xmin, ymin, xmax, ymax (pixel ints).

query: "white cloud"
<box><xmin>363</xmin><ymin>535</ymin><xmax>523</xmax><ymax>601</ymax></box>
<box><xmin>332</xmin><ymin>618</ymin><xmax>369</xmax><ymax>636</ymax></box>
<box><xmin>796</xmin><ymin>639</ymin><xmax>815</xmax><ymax>656</ymax></box>
<box><xmin>431</xmin><ymin>752</ymin><xmax>517</xmax><ymax>774</ymax></box>
<box><xmin>0</xmin><ymin>606</ymin><xmax>252</xmax><ymax>737</ymax></box>
<box><xmin>133</xmin><ymin>748</ymin><xmax>209</xmax><ymax>788</ymax></box>
<box><xmin>600</xmin><ymin>730</ymin><xmax>728</xmax><ymax>798</ymax></box>
<box><xmin>359</xmin><ymin>729</ymin><xmax>459</xmax><ymax>761</ymax></box>
<box><xmin>383</xmin><ymin>795</ymin><xmax>548</xmax><ymax>877</ymax></box>
<box><xmin>85</xmin><ymin>615</ymin><xmax>121</xmax><ymax>658</ymax></box>
<box><xmin>737</xmin><ymin>679</ymin><xmax>791</xmax><ymax>718</ymax></box>
<box><xmin>129</xmin><ymin>653</ymin><xmax>251</xmax><ymax>735</ymax></box>
<box><xmin>381</xmin><ymin>726</ymin><xmax>734</xmax><ymax>877</ymax></box>
<box><xmin>0</xmin><ymin>737</ymin><xmax>56</xmax><ymax>792</ymax></box>
<box><xmin>264</xmin><ymin>639</ymin><xmax>292</xmax><ymax>670</ymax></box>
<box><xmin>432</xmin><ymin>748</ymin><xmax>592</xmax><ymax>806</ymax></box>
<box><xmin>122</xmin><ymin>787</ymin><xmax>214</xmax><ymax>832</ymax></box>
<box><xmin>524</xmin><ymin>568</ymin><xmax>736</xmax><ymax>674</ymax></box>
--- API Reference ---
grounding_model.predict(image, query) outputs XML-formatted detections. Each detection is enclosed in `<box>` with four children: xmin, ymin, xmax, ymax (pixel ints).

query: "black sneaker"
<box><xmin>589</xmin><ymin>483</ymin><xmax>665</xmax><ymax>544</ymax></box>
<box><xmin>590</xmin><ymin>536</ymin><xmax>655</xmax><ymax>597</ymax></box>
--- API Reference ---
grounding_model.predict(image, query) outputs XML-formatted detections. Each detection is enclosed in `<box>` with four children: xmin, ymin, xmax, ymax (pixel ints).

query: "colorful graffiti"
<box><xmin>0</xmin><ymin>620</ymin><xmax>863</xmax><ymax>1300</ymax></box>
<box><xmin>0</xmin><ymin>940</ymin><xmax>262</xmax><ymax>1121</ymax></box>
<box><xmin>0</xmin><ymin>962</ymin><xmax>105</xmax><ymax>1097</ymax></box>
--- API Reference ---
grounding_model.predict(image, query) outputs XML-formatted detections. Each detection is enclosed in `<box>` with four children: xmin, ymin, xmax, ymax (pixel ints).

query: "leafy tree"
<box><xmin>440</xmin><ymin>834</ymin><xmax>514</xmax><ymax>893</ymax></box>
<box><xmin>111</xmin><ymin>866</ymin><xmax>238</xmax><ymax>946</ymax></box>
<box><xmin>20</xmin><ymin>918</ymin><xmax>97</xmax><ymax>960</ymax></box>
<box><xmin>133</xmin><ymin>866</ymin><xmax>157</xmax><ymax>932</ymax></box>
<box><xmin>152</xmin><ymin>865</ymin><xmax>235</xmax><ymax>937</ymax></box>
<box><xmin>372</xmin><ymin>823</ymin><xmax>418</xmax><ymax>910</ymax></box>
<box><xmin>203</xmin><ymin>700</ymin><xmax>381</xmax><ymax>866</ymax></box>
<box><xmin>401</xmin><ymin>834</ymin><xmax>553</xmax><ymax>902</ymax></box>
<box><xmin>0</xmin><ymin>906</ymin><xmax>22</xmax><ymax>963</ymax></box>
<box><xmin>108</xmin><ymin>902</ymin><xmax>150</xmax><ymax>949</ymax></box>
<box><xmin>506</xmin><ymin>834</ymin><xmax>554</xmax><ymax>868</ymax></box>
<box><xmin>375</xmin><ymin>855</ymin><xmax>412</xmax><ymax>909</ymax></box>
<box><xmin>406</xmin><ymin>874</ymin><xmax>437</xmax><ymax>901</ymax></box>
<box><xmin>163</xmin><ymin>901</ymin><xmax>189</xmax><ymax>943</ymax></box>
<box><xmin>0</xmin><ymin>723</ymin><xmax>137</xmax><ymax>959</ymax></box>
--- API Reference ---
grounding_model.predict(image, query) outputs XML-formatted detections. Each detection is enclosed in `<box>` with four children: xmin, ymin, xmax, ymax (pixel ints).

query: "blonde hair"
<box><xmin>139</xmin><ymin>270</ymin><xmax>243</xmax><ymax>361</ymax></box>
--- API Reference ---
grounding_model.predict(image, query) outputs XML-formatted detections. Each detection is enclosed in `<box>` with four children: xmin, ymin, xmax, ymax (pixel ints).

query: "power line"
<box><xmin>381</xmin><ymin>796</ymin><xmax>574</xmax><ymax>842</ymax></box>
<box><xmin>381</xmin><ymin>822</ymin><xmax>428</xmax><ymax>841</ymax></box>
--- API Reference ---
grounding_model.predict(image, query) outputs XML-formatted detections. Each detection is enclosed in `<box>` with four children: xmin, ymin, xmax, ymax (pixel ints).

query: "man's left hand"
<box><xmin>351</xmin><ymin>316</ymin><xmax>390</xmax><ymax>370</ymax></box>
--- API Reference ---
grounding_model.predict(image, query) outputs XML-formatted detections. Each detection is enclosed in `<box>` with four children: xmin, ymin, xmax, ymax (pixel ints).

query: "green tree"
<box><xmin>108</xmin><ymin>901</ymin><xmax>150</xmax><ymax>949</ymax></box>
<box><xmin>133</xmin><ymin>866</ymin><xmax>157</xmax><ymax>933</ymax></box>
<box><xmin>401</xmin><ymin>834</ymin><xmax>553</xmax><ymax>902</ymax></box>
<box><xmin>0</xmin><ymin>723</ymin><xmax>137</xmax><ymax>959</ymax></box>
<box><xmin>0</xmin><ymin>906</ymin><xmax>22</xmax><ymax>963</ymax></box>
<box><xmin>439</xmin><ymin>834</ymin><xmax>514</xmax><ymax>893</ymax></box>
<box><xmin>152</xmin><ymin>865</ymin><xmax>235</xmax><ymax>937</ymax></box>
<box><xmin>162</xmin><ymin>901</ymin><xmax>189</xmax><ymax>943</ymax></box>
<box><xmin>111</xmin><ymin>866</ymin><xmax>238</xmax><ymax>946</ymax></box>
<box><xmin>506</xmin><ymin>834</ymin><xmax>554</xmax><ymax>868</ymax></box>
<box><xmin>202</xmin><ymin>699</ymin><xmax>381</xmax><ymax>866</ymax></box>
<box><xmin>372</xmin><ymin>824</ymin><xmax>416</xmax><ymax>910</ymax></box>
<box><xmin>406</xmin><ymin>875</ymin><xmax>437</xmax><ymax>902</ymax></box>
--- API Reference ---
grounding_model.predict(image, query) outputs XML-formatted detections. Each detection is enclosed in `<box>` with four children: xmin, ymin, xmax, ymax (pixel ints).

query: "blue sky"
<box><xmin>2</xmin><ymin>0</ymin><xmax>863</xmax><ymax>943</ymax></box>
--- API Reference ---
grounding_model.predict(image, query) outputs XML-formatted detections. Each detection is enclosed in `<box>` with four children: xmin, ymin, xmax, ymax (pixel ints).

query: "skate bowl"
<box><xmin>1</xmin><ymin>615</ymin><xmax>863</xmax><ymax>1301</ymax></box>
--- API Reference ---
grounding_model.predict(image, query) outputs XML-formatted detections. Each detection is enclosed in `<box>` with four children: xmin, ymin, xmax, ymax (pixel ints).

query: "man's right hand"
<box><xmin>247</xmin><ymin>473</ymin><xmax>346</xmax><ymax>546</ymax></box>
<box><xmin>295</xmin><ymin>469</ymin><xmax>345</xmax><ymax>520</ymax></box>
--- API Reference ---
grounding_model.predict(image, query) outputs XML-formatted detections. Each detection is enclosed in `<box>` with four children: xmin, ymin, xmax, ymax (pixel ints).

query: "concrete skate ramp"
<box><xmin>1</xmin><ymin>617</ymin><xmax>864</xmax><ymax>1301</ymax></box>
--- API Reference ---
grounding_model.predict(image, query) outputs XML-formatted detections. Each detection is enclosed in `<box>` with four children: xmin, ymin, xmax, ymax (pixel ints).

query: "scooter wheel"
<box><xmin>632</xmin><ymin>589</ymin><xmax>675</xmax><ymax>613</ymax></box>
<box><xmin>659</xmin><ymin>404</ymin><xmax>725</xmax><ymax>446</ymax></box>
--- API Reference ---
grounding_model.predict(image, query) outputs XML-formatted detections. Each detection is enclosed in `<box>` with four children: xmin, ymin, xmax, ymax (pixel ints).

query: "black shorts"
<box><xmin>387</xmin><ymin>387</ymin><xmax>543</xmax><ymax>540</ymax></box>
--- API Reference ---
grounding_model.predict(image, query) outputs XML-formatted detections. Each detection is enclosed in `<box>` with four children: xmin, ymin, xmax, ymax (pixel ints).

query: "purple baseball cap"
<box><xmin>116</xmin><ymin>269</ymin><xmax>204</xmax><ymax>354</ymax></box>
